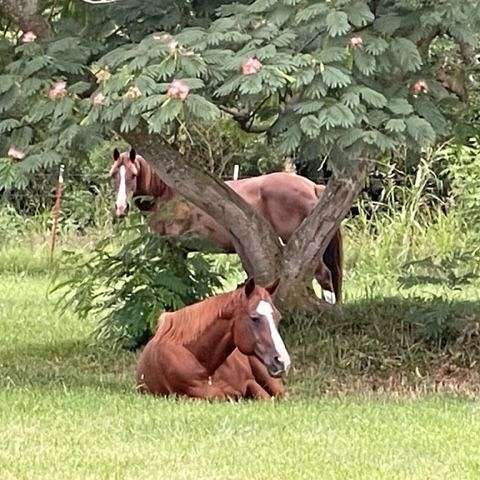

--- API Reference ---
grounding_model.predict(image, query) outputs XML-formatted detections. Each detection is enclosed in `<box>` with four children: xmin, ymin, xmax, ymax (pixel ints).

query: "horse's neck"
<box><xmin>183</xmin><ymin>293</ymin><xmax>239</xmax><ymax>375</ymax></box>
<box><xmin>136</xmin><ymin>157</ymin><xmax>175</xmax><ymax>205</ymax></box>
<box><xmin>186</xmin><ymin>316</ymin><xmax>236</xmax><ymax>375</ymax></box>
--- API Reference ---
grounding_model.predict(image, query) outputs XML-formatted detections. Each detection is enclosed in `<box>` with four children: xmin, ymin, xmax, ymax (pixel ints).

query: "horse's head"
<box><xmin>109</xmin><ymin>148</ymin><xmax>140</xmax><ymax>217</ymax></box>
<box><xmin>232</xmin><ymin>278</ymin><xmax>290</xmax><ymax>377</ymax></box>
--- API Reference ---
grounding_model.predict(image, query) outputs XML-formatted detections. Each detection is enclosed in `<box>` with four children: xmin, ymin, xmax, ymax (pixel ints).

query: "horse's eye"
<box><xmin>250</xmin><ymin>315</ymin><xmax>260</xmax><ymax>323</ymax></box>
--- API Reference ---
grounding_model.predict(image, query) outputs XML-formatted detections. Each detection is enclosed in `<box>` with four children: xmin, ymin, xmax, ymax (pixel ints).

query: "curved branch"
<box><xmin>121</xmin><ymin>121</ymin><xmax>283</xmax><ymax>283</ymax></box>
<box><xmin>277</xmin><ymin>158</ymin><xmax>371</xmax><ymax>300</ymax></box>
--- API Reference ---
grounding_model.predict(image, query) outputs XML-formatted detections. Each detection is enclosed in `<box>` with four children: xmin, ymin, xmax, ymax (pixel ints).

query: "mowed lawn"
<box><xmin>1</xmin><ymin>272</ymin><xmax>480</xmax><ymax>480</ymax></box>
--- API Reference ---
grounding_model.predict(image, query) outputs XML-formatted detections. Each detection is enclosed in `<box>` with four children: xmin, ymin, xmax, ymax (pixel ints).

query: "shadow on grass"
<box><xmin>282</xmin><ymin>296</ymin><xmax>480</xmax><ymax>396</ymax></box>
<box><xmin>0</xmin><ymin>338</ymin><xmax>137</xmax><ymax>393</ymax></box>
<box><xmin>1</xmin><ymin>296</ymin><xmax>480</xmax><ymax>396</ymax></box>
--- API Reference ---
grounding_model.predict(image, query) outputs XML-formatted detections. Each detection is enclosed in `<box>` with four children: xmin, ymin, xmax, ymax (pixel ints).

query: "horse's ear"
<box><xmin>244</xmin><ymin>278</ymin><xmax>256</xmax><ymax>297</ymax></box>
<box><xmin>266</xmin><ymin>278</ymin><xmax>280</xmax><ymax>296</ymax></box>
<box><xmin>113</xmin><ymin>148</ymin><xmax>120</xmax><ymax>161</ymax></box>
<box><xmin>129</xmin><ymin>148</ymin><xmax>136</xmax><ymax>162</ymax></box>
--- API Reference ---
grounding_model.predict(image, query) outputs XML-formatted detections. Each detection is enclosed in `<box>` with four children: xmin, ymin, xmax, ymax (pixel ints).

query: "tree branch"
<box><xmin>277</xmin><ymin>158</ymin><xmax>371</xmax><ymax>300</ymax></box>
<box><xmin>121</xmin><ymin>121</ymin><xmax>283</xmax><ymax>283</ymax></box>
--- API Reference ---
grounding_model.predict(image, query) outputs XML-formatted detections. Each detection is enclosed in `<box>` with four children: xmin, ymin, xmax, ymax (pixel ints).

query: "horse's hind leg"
<box><xmin>314</xmin><ymin>261</ymin><xmax>336</xmax><ymax>305</ymax></box>
<box><xmin>141</xmin><ymin>342</ymin><xmax>231</xmax><ymax>399</ymax></box>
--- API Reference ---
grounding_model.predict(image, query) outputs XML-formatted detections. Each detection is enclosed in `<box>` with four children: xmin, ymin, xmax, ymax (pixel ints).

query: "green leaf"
<box><xmin>300</xmin><ymin>115</ymin><xmax>322</xmax><ymax>138</ymax></box>
<box><xmin>185</xmin><ymin>95</ymin><xmax>221</xmax><ymax>121</ymax></box>
<box><xmin>390</xmin><ymin>38</ymin><xmax>422</xmax><ymax>71</ymax></box>
<box><xmin>357</xmin><ymin>87</ymin><xmax>387</xmax><ymax>108</ymax></box>
<box><xmin>374</xmin><ymin>14</ymin><xmax>402</xmax><ymax>35</ymax></box>
<box><xmin>385</xmin><ymin>119</ymin><xmax>406</xmax><ymax>133</ymax></box>
<box><xmin>248</xmin><ymin>0</ymin><xmax>278</xmax><ymax>13</ymax></box>
<box><xmin>338</xmin><ymin>128</ymin><xmax>366</xmax><ymax>148</ymax></box>
<box><xmin>353</xmin><ymin>50</ymin><xmax>376</xmax><ymax>75</ymax></box>
<box><xmin>322</xmin><ymin>66</ymin><xmax>351</xmax><ymax>88</ymax></box>
<box><xmin>147</xmin><ymin>99</ymin><xmax>183</xmax><ymax>133</ymax></box>
<box><xmin>0</xmin><ymin>75</ymin><xmax>16</xmax><ymax>94</ymax></box>
<box><xmin>294</xmin><ymin>69</ymin><xmax>315</xmax><ymax>87</ymax></box>
<box><xmin>316</xmin><ymin>47</ymin><xmax>348</xmax><ymax>63</ymax></box>
<box><xmin>0</xmin><ymin>118</ymin><xmax>20</xmax><ymax>133</ymax></box>
<box><xmin>364</xmin><ymin>38</ymin><xmax>389</xmax><ymax>55</ymax></box>
<box><xmin>295</xmin><ymin>4</ymin><xmax>329</xmax><ymax>23</ymax></box>
<box><xmin>304</xmin><ymin>78</ymin><xmax>328</xmax><ymax>98</ymax></box>
<box><xmin>341</xmin><ymin>91</ymin><xmax>360</xmax><ymax>108</ymax></box>
<box><xmin>326</xmin><ymin>11</ymin><xmax>350</xmax><ymax>37</ymax></box>
<box><xmin>295</xmin><ymin>100</ymin><xmax>325</xmax><ymax>114</ymax></box>
<box><xmin>120</xmin><ymin>113</ymin><xmax>140</xmax><ymax>132</ymax></box>
<box><xmin>406</xmin><ymin>115</ymin><xmax>436</xmax><ymax>145</ymax></box>
<box><xmin>279</xmin><ymin>124</ymin><xmax>301</xmax><ymax>153</ymax></box>
<box><xmin>346</xmin><ymin>2</ymin><xmax>374</xmax><ymax>27</ymax></box>
<box><xmin>318</xmin><ymin>103</ymin><xmax>355</xmax><ymax>129</ymax></box>
<box><xmin>387</xmin><ymin>98</ymin><xmax>414</xmax><ymax>115</ymax></box>
<box><xmin>367</xmin><ymin>131</ymin><xmax>397</xmax><ymax>151</ymax></box>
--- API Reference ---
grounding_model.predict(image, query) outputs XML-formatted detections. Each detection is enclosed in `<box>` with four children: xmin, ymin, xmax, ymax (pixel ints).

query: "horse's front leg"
<box><xmin>248</xmin><ymin>356</ymin><xmax>285</xmax><ymax>398</ymax></box>
<box><xmin>244</xmin><ymin>380</ymin><xmax>271</xmax><ymax>400</ymax></box>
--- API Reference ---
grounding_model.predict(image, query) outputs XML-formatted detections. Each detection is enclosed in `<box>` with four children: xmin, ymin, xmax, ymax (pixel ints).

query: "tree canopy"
<box><xmin>0</xmin><ymin>0</ymin><xmax>479</xmax><ymax>188</ymax></box>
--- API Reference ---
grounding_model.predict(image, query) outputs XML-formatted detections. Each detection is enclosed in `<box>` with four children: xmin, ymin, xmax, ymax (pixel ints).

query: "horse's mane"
<box><xmin>135</xmin><ymin>155</ymin><xmax>172</xmax><ymax>199</ymax></box>
<box><xmin>154</xmin><ymin>289</ymin><xmax>243</xmax><ymax>345</ymax></box>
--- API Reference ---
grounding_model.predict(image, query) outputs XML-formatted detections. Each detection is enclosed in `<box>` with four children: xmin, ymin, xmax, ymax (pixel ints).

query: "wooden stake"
<box><xmin>233</xmin><ymin>164</ymin><xmax>239</xmax><ymax>180</ymax></box>
<box><xmin>50</xmin><ymin>164</ymin><xmax>65</xmax><ymax>262</ymax></box>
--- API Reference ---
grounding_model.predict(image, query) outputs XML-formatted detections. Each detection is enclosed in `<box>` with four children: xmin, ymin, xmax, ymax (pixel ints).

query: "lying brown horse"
<box><xmin>136</xmin><ymin>278</ymin><xmax>289</xmax><ymax>399</ymax></box>
<box><xmin>109</xmin><ymin>148</ymin><xmax>343</xmax><ymax>303</ymax></box>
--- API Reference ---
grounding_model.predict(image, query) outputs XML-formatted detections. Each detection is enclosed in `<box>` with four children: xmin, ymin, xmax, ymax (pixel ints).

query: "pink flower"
<box><xmin>242</xmin><ymin>57</ymin><xmax>262</xmax><ymax>75</ymax></box>
<box><xmin>166</xmin><ymin>79</ymin><xmax>190</xmax><ymax>101</ymax></box>
<box><xmin>8</xmin><ymin>146</ymin><xmax>25</xmax><ymax>160</ymax></box>
<box><xmin>153</xmin><ymin>32</ymin><xmax>178</xmax><ymax>52</ymax></box>
<box><xmin>349</xmin><ymin>36</ymin><xmax>363</xmax><ymax>48</ymax></box>
<box><xmin>410</xmin><ymin>79</ymin><xmax>428</xmax><ymax>96</ymax></box>
<box><xmin>22</xmin><ymin>31</ymin><xmax>37</xmax><ymax>43</ymax></box>
<box><xmin>124</xmin><ymin>86</ymin><xmax>142</xmax><ymax>100</ymax></box>
<box><xmin>91</xmin><ymin>92</ymin><xmax>106</xmax><ymax>106</ymax></box>
<box><xmin>48</xmin><ymin>81</ymin><xmax>67</xmax><ymax>100</ymax></box>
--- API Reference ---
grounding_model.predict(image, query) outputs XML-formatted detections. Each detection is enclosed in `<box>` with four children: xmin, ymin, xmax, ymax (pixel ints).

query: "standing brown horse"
<box><xmin>109</xmin><ymin>148</ymin><xmax>343</xmax><ymax>303</ymax></box>
<box><xmin>136</xmin><ymin>278</ymin><xmax>289</xmax><ymax>399</ymax></box>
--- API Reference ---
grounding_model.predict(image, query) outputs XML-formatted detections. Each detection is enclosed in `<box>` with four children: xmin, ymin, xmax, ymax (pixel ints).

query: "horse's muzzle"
<box><xmin>115</xmin><ymin>204</ymin><xmax>129</xmax><ymax>218</ymax></box>
<box><xmin>266</xmin><ymin>356</ymin><xmax>286</xmax><ymax>378</ymax></box>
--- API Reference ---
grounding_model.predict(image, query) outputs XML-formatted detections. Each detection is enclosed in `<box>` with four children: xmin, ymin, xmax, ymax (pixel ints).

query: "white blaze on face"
<box><xmin>116</xmin><ymin>165</ymin><xmax>127</xmax><ymax>213</ymax></box>
<box><xmin>256</xmin><ymin>300</ymin><xmax>291</xmax><ymax>371</ymax></box>
<box><xmin>323</xmin><ymin>290</ymin><xmax>336</xmax><ymax>305</ymax></box>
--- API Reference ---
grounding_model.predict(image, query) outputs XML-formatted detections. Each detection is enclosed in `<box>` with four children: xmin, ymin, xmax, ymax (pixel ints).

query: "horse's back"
<box><xmin>227</xmin><ymin>172</ymin><xmax>322</xmax><ymax>240</ymax></box>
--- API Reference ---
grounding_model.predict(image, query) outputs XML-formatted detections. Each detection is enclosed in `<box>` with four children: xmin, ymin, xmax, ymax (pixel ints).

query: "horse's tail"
<box><xmin>324</xmin><ymin>228</ymin><xmax>343</xmax><ymax>302</ymax></box>
<box><xmin>314</xmin><ymin>184</ymin><xmax>343</xmax><ymax>302</ymax></box>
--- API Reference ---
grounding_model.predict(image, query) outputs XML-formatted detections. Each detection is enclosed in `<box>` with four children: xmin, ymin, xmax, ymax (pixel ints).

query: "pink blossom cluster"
<box><xmin>91</xmin><ymin>92</ymin><xmax>106</xmax><ymax>106</ymax></box>
<box><xmin>242</xmin><ymin>57</ymin><xmax>262</xmax><ymax>75</ymax></box>
<box><xmin>8</xmin><ymin>146</ymin><xmax>25</xmax><ymax>160</ymax></box>
<box><xmin>22</xmin><ymin>31</ymin><xmax>37</xmax><ymax>43</ymax></box>
<box><xmin>48</xmin><ymin>81</ymin><xmax>67</xmax><ymax>100</ymax></box>
<box><xmin>349</xmin><ymin>36</ymin><xmax>363</xmax><ymax>48</ymax></box>
<box><xmin>166</xmin><ymin>79</ymin><xmax>190</xmax><ymax>100</ymax></box>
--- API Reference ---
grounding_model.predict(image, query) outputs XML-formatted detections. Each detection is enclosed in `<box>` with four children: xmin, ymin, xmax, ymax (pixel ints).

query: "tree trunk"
<box><xmin>122</xmin><ymin>124</ymin><xmax>283</xmax><ymax>284</ymax></box>
<box><xmin>0</xmin><ymin>0</ymin><xmax>52</xmax><ymax>40</ymax></box>
<box><xmin>121</xmin><ymin>125</ymin><xmax>370</xmax><ymax>312</ymax></box>
<box><xmin>275</xmin><ymin>160</ymin><xmax>370</xmax><ymax>306</ymax></box>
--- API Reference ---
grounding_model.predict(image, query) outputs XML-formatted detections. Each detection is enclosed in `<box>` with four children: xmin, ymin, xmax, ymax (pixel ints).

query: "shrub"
<box><xmin>52</xmin><ymin>216</ymin><xmax>241</xmax><ymax>349</ymax></box>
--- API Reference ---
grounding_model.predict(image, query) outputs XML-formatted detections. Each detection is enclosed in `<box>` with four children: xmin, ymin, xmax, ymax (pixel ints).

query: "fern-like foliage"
<box><xmin>0</xmin><ymin>0</ymin><xmax>479</xmax><ymax>186</ymax></box>
<box><xmin>51</xmin><ymin>216</ymin><xmax>241</xmax><ymax>349</ymax></box>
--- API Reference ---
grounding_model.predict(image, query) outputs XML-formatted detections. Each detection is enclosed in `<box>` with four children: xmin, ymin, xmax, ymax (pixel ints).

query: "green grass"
<box><xmin>1</xmin><ymin>266</ymin><xmax>480</xmax><ymax>479</ymax></box>
<box><xmin>2</xmin><ymin>202</ymin><xmax>480</xmax><ymax>479</ymax></box>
